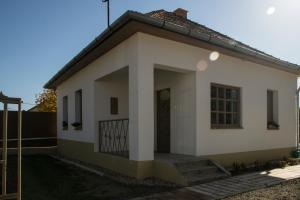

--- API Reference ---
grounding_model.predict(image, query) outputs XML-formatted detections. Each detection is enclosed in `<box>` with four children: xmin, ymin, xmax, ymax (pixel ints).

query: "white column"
<box><xmin>129</xmin><ymin>62</ymin><xmax>154</xmax><ymax>161</ymax></box>
<box><xmin>195</xmin><ymin>70</ymin><xmax>201</xmax><ymax>156</ymax></box>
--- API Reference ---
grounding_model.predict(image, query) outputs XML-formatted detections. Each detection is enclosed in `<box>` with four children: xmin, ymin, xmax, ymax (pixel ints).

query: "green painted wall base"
<box><xmin>203</xmin><ymin>147</ymin><xmax>295</xmax><ymax>167</ymax></box>
<box><xmin>58</xmin><ymin>139</ymin><xmax>294</xmax><ymax>186</ymax></box>
<box><xmin>57</xmin><ymin>139</ymin><xmax>186</xmax><ymax>185</ymax></box>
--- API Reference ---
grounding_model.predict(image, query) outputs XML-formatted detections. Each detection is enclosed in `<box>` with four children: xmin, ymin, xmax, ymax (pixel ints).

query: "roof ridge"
<box><xmin>145</xmin><ymin>9</ymin><xmax>166</xmax><ymax>14</ymax></box>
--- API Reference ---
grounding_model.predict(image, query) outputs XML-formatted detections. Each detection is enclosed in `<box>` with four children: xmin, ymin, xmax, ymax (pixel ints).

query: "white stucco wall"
<box><xmin>94</xmin><ymin>69</ymin><xmax>129</xmax><ymax>152</ymax></box>
<box><xmin>56</xmin><ymin>33</ymin><xmax>154</xmax><ymax>161</ymax></box>
<box><xmin>196</xmin><ymin>53</ymin><xmax>297</xmax><ymax>156</ymax></box>
<box><xmin>56</xmin><ymin>34</ymin><xmax>138</xmax><ymax>144</ymax></box>
<box><xmin>56</xmin><ymin>31</ymin><xmax>297</xmax><ymax>160</ymax></box>
<box><xmin>94</xmin><ymin>69</ymin><xmax>129</xmax><ymax>122</ymax></box>
<box><xmin>137</xmin><ymin>32</ymin><xmax>297</xmax><ymax>156</ymax></box>
<box><xmin>154</xmin><ymin>69</ymin><xmax>196</xmax><ymax>155</ymax></box>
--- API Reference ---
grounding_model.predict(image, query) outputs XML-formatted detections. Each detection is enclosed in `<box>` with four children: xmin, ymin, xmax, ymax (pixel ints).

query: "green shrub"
<box><xmin>232</xmin><ymin>162</ymin><xmax>241</xmax><ymax>172</ymax></box>
<box><xmin>254</xmin><ymin>160</ymin><xmax>262</xmax><ymax>170</ymax></box>
<box><xmin>264</xmin><ymin>161</ymin><xmax>272</xmax><ymax>169</ymax></box>
<box><xmin>240</xmin><ymin>162</ymin><xmax>246</xmax><ymax>171</ymax></box>
<box><xmin>278</xmin><ymin>160</ymin><xmax>287</xmax><ymax>168</ymax></box>
<box><xmin>288</xmin><ymin>158</ymin><xmax>296</xmax><ymax>166</ymax></box>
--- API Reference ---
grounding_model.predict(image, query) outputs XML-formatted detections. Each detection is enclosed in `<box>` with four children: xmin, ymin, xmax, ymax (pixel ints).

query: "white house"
<box><xmin>45</xmin><ymin>8</ymin><xmax>300</xmax><ymax>185</ymax></box>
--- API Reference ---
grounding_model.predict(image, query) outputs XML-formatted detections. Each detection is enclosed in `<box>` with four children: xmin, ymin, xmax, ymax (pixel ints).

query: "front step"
<box><xmin>180</xmin><ymin>165</ymin><xmax>219</xmax><ymax>176</ymax></box>
<box><xmin>175</xmin><ymin>159</ymin><xmax>209</xmax><ymax>169</ymax></box>
<box><xmin>174</xmin><ymin>159</ymin><xmax>230</xmax><ymax>185</ymax></box>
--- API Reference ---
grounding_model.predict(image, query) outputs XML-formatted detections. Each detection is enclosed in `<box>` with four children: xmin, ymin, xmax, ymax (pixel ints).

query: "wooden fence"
<box><xmin>0</xmin><ymin>111</ymin><xmax>57</xmax><ymax>148</ymax></box>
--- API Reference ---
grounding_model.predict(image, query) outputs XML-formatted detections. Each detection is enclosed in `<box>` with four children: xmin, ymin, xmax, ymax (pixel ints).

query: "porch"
<box><xmin>94</xmin><ymin>65</ymin><xmax>196</xmax><ymax>161</ymax></box>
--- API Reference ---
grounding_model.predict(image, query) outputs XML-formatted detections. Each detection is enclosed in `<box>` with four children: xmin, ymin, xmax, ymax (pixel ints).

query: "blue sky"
<box><xmin>1</xmin><ymin>0</ymin><xmax>300</xmax><ymax>110</ymax></box>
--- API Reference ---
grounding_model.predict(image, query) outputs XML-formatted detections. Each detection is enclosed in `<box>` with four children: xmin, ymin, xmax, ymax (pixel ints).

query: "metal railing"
<box><xmin>99</xmin><ymin>119</ymin><xmax>129</xmax><ymax>157</ymax></box>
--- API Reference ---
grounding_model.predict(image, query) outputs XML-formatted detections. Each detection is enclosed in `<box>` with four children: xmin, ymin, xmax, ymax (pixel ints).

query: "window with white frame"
<box><xmin>73</xmin><ymin>89</ymin><xmax>82</xmax><ymax>130</ymax></box>
<box><xmin>62</xmin><ymin>96</ymin><xmax>68</xmax><ymax>130</ymax></box>
<box><xmin>211</xmin><ymin>83</ymin><xmax>241</xmax><ymax>129</ymax></box>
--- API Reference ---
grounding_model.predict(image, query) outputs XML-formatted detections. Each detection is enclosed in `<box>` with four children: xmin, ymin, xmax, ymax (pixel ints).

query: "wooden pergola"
<box><xmin>0</xmin><ymin>92</ymin><xmax>22</xmax><ymax>200</ymax></box>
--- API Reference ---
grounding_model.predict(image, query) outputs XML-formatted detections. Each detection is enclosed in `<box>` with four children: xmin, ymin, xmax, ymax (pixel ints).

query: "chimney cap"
<box><xmin>173</xmin><ymin>8</ymin><xmax>188</xmax><ymax>19</ymax></box>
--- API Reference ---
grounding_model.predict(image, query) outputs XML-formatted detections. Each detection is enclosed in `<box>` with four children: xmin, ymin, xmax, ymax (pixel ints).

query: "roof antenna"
<box><xmin>102</xmin><ymin>0</ymin><xmax>110</xmax><ymax>28</ymax></box>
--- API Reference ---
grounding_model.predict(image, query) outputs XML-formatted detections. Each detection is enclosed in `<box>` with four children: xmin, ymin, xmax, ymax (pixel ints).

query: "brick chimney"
<box><xmin>173</xmin><ymin>8</ymin><xmax>188</xmax><ymax>19</ymax></box>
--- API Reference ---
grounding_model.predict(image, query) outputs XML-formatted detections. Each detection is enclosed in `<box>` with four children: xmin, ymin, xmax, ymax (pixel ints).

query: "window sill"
<box><xmin>71</xmin><ymin>122</ymin><xmax>82</xmax><ymax>131</ymax></box>
<box><xmin>74</xmin><ymin>126</ymin><xmax>82</xmax><ymax>131</ymax></box>
<box><xmin>267</xmin><ymin>127</ymin><xmax>279</xmax><ymax>131</ymax></box>
<box><xmin>211</xmin><ymin>126</ymin><xmax>243</xmax><ymax>130</ymax></box>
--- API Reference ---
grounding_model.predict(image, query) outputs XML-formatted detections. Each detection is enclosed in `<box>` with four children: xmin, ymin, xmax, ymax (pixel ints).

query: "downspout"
<box><xmin>293</xmin><ymin>87</ymin><xmax>300</xmax><ymax>157</ymax></box>
<box><xmin>297</xmin><ymin>87</ymin><xmax>300</xmax><ymax>150</ymax></box>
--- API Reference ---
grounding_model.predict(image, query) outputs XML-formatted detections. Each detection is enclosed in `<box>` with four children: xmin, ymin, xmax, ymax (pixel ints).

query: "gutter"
<box><xmin>45</xmin><ymin>11</ymin><xmax>300</xmax><ymax>89</ymax></box>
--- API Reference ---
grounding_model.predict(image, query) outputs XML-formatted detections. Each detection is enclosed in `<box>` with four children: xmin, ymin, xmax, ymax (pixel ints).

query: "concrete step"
<box><xmin>173</xmin><ymin>159</ymin><xmax>230</xmax><ymax>186</ymax></box>
<box><xmin>175</xmin><ymin>159</ymin><xmax>210</xmax><ymax>169</ymax></box>
<box><xmin>180</xmin><ymin>165</ymin><xmax>219</xmax><ymax>175</ymax></box>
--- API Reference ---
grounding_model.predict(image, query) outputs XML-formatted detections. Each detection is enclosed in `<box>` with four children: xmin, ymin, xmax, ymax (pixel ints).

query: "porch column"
<box><xmin>129</xmin><ymin>63</ymin><xmax>154</xmax><ymax>161</ymax></box>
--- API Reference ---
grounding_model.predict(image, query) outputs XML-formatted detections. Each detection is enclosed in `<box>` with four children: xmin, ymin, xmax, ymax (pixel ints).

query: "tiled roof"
<box><xmin>146</xmin><ymin>9</ymin><xmax>279</xmax><ymax>61</ymax></box>
<box><xmin>44</xmin><ymin>9</ymin><xmax>300</xmax><ymax>89</ymax></box>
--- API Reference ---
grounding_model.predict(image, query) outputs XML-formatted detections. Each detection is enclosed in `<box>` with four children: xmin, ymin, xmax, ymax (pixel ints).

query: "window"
<box><xmin>73</xmin><ymin>89</ymin><xmax>82</xmax><ymax>130</ymax></box>
<box><xmin>62</xmin><ymin>96</ymin><xmax>68</xmax><ymax>130</ymax></box>
<box><xmin>267</xmin><ymin>90</ymin><xmax>279</xmax><ymax>130</ymax></box>
<box><xmin>211</xmin><ymin>83</ymin><xmax>241</xmax><ymax>129</ymax></box>
<box><xmin>110</xmin><ymin>97</ymin><xmax>118</xmax><ymax>115</ymax></box>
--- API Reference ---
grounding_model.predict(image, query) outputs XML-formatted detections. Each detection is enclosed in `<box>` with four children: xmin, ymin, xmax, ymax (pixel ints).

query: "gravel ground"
<box><xmin>225</xmin><ymin>178</ymin><xmax>300</xmax><ymax>200</ymax></box>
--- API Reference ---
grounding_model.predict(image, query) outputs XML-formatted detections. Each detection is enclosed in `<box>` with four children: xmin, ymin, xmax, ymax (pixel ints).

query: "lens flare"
<box><xmin>267</xmin><ymin>6</ymin><xmax>276</xmax><ymax>15</ymax></box>
<box><xmin>197</xmin><ymin>60</ymin><xmax>208</xmax><ymax>71</ymax></box>
<box><xmin>209</xmin><ymin>51</ymin><xmax>220</xmax><ymax>61</ymax></box>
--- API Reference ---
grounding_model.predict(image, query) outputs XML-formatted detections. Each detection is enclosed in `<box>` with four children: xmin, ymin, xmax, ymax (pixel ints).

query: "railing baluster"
<box><xmin>99</xmin><ymin>119</ymin><xmax>129</xmax><ymax>158</ymax></box>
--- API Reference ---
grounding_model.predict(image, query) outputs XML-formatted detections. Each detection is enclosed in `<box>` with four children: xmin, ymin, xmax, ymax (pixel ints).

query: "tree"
<box><xmin>35</xmin><ymin>89</ymin><xmax>57</xmax><ymax>112</ymax></box>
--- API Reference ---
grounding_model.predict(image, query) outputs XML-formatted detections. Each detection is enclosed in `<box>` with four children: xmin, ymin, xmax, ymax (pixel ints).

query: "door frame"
<box><xmin>156</xmin><ymin>88</ymin><xmax>171</xmax><ymax>153</ymax></box>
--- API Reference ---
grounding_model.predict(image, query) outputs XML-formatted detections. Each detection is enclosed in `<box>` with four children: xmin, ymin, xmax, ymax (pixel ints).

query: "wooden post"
<box><xmin>0</xmin><ymin>92</ymin><xmax>22</xmax><ymax>199</ymax></box>
<box><xmin>17</xmin><ymin>101</ymin><xmax>22</xmax><ymax>200</ymax></box>
<box><xmin>2</xmin><ymin>103</ymin><xmax>8</xmax><ymax>196</ymax></box>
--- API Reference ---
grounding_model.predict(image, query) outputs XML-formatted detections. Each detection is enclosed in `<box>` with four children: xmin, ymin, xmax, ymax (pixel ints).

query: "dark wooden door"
<box><xmin>157</xmin><ymin>88</ymin><xmax>170</xmax><ymax>153</ymax></box>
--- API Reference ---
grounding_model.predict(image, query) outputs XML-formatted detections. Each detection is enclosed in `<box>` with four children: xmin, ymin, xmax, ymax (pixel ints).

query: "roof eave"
<box><xmin>44</xmin><ymin>11</ymin><xmax>134</xmax><ymax>89</ymax></box>
<box><xmin>45</xmin><ymin>11</ymin><xmax>300</xmax><ymax>89</ymax></box>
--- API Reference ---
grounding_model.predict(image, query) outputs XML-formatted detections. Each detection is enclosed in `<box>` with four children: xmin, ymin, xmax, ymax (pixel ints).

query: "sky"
<box><xmin>0</xmin><ymin>0</ymin><xmax>300</xmax><ymax>110</ymax></box>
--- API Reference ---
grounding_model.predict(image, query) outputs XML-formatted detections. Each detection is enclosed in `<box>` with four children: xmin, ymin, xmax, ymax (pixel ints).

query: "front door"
<box><xmin>157</xmin><ymin>88</ymin><xmax>170</xmax><ymax>153</ymax></box>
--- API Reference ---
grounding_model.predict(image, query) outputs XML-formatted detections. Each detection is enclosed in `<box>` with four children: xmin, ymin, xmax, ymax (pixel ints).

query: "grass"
<box><xmin>5</xmin><ymin>155</ymin><xmax>173</xmax><ymax>200</ymax></box>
